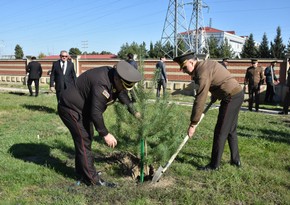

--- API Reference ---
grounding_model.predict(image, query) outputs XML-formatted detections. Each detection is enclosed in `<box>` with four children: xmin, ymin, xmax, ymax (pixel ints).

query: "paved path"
<box><xmin>0</xmin><ymin>87</ymin><xmax>283</xmax><ymax>115</ymax></box>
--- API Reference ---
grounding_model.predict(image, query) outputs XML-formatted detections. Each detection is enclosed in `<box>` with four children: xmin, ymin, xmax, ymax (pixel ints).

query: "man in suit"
<box><xmin>26</xmin><ymin>56</ymin><xmax>42</xmax><ymax>97</ymax></box>
<box><xmin>156</xmin><ymin>55</ymin><xmax>167</xmax><ymax>98</ymax></box>
<box><xmin>126</xmin><ymin>53</ymin><xmax>138</xmax><ymax>102</ymax></box>
<box><xmin>50</xmin><ymin>50</ymin><xmax>77</xmax><ymax>102</ymax></box>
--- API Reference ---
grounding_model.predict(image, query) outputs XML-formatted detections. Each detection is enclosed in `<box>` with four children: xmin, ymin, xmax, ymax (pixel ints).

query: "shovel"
<box><xmin>152</xmin><ymin>101</ymin><xmax>214</xmax><ymax>183</ymax></box>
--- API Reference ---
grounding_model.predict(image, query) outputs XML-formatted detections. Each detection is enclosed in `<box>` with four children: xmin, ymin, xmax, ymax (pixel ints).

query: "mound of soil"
<box><xmin>95</xmin><ymin>151</ymin><xmax>154</xmax><ymax>181</ymax></box>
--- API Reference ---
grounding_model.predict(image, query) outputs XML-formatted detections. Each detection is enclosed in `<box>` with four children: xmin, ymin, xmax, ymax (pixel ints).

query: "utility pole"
<box><xmin>161</xmin><ymin>0</ymin><xmax>191</xmax><ymax>59</ymax></box>
<box><xmin>81</xmin><ymin>40</ymin><xmax>88</xmax><ymax>58</ymax></box>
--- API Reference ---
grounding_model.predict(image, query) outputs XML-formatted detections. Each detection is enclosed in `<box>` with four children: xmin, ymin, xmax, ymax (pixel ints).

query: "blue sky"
<box><xmin>0</xmin><ymin>0</ymin><xmax>289</xmax><ymax>57</ymax></box>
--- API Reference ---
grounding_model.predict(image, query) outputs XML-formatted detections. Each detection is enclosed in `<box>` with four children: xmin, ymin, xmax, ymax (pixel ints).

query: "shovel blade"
<box><xmin>152</xmin><ymin>166</ymin><xmax>164</xmax><ymax>183</ymax></box>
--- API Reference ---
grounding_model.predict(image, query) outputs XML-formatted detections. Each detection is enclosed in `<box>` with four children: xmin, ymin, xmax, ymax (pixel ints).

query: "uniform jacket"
<box><xmin>191</xmin><ymin>60</ymin><xmax>242</xmax><ymax>125</ymax></box>
<box><xmin>244</xmin><ymin>66</ymin><xmax>264</xmax><ymax>87</ymax></box>
<box><xmin>156</xmin><ymin>61</ymin><xmax>167</xmax><ymax>80</ymax></box>
<box><xmin>264</xmin><ymin>66</ymin><xmax>278</xmax><ymax>84</ymax></box>
<box><xmin>26</xmin><ymin>61</ymin><xmax>42</xmax><ymax>80</ymax></box>
<box><xmin>60</xmin><ymin>66</ymin><xmax>134</xmax><ymax>137</ymax></box>
<box><xmin>50</xmin><ymin>60</ymin><xmax>76</xmax><ymax>92</ymax></box>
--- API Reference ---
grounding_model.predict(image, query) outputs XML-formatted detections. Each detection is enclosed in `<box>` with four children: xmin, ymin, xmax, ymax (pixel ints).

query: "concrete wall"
<box><xmin>0</xmin><ymin>58</ymin><xmax>288</xmax><ymax>99</ymax></box>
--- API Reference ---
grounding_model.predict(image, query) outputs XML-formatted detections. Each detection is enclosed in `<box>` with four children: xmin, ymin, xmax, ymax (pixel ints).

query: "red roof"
<box><xmin>181</xmin><ymin>27</ymin><xmax>236</xmax><ymax>35</ymax></box>
<box><xmin>42</xmin><ymin>54</ymin><xmax>118</xmax><ymax>60</ymax></box>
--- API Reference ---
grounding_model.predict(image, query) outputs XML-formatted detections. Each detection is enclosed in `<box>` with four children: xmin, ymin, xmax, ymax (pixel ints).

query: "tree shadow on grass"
<box><xmin>22</xmin><ymin>104</ymin><xmax>56</xmax><ymax>113</ymax></box>
<box><xmin>8</xmin><ymin>143</ymin><xmax>75</xmax><ymax>179</ymax></box>
<box><xmin>238</xmin><ymin>124</ymin><xmax>290</xmax><ymax>145</ymax></box>
<box><xmin>8</xmin><ymin>91</ymin><xmax>27</xmax><ymax>96</ymax></box>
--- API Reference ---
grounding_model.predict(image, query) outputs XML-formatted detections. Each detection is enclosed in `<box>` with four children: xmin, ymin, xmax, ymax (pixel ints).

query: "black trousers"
<box><xmin>27</xmin><ymin>79</ymin><xmax>39</xmax><ymax>96</ymax></box>
<box><xmin>210</xmin><ymin>90</ymin><xmax>244</xmax><ymax>168</ymax></box>
<box><xmin>248</xmin><ymin>86</ymin><xmax>260</xmax><ymax>111</ymax></box>
<box><xmin>156</xmin><ymin>79</ymin><xmax>167</xmax><ymax>98</ymax></box>
<box><xmin>58</xmin><ymin>104</ymin><xmax>99</xmax><ymax>185</ymax></box>
<box><xmin>264</xmin><ymin>83</ymin><xmax>275</xmax><ymax>102</ymax></box>
<box><xmin>283</xmin><ymin>87</ymin><xmax>290</xmax><ymax>114</ymax></box>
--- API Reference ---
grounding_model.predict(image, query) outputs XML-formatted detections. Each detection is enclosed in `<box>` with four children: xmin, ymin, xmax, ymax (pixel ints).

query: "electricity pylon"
<box><xmin>188</xmin><ymin>0</ymin><xmax>209</xmax><ymax>55</ymax></box>
<box><xmin>160</xmin><ymin>0</ymin><xmax>191</xmax><ymax>59</ymax></box>
<box><xmin>161</xmin><ymin>0</ymin><xmax>209</xmax><ymax>58</ymax></box>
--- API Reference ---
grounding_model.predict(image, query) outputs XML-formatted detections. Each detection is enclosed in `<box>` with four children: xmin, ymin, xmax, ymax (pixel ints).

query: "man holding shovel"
<box><xmin>173</xmin><ymin>52</ymin><xmax>244</xmax><ymax>170</ymax></box>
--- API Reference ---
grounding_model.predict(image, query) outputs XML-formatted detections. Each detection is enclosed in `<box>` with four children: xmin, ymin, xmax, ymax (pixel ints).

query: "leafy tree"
<box><xmin>14</xmin><ymin>44</ymin><xmax>24</xmax><ymax>59</ymax></box>
<box><xmin>99</xmin><ymin>51</ymin><xmax>112</xmax><ymax>55</ymax></box>
<box><xmin>177</xmin><ymin>38</ymin><xmax>187</xmax><ymax>57</ymax></box>
<box><xmin>240</xmin><ymin>33</ymin><xmax>258</xmax><ymax>58</ymax></box>
<box><xmin>148</xmin><ymin>41</ymin><xmax>164</xmax><ymax>59</ymax></box>
<box><xmin>38</xmin><ymin>52</ymin><xmax>46</xmax><ymax>59</ymax></box>
<box><xmin>162</xmin><ymin>41</ymin><xmax>174</xmax><ymax>59</ymax></box>
<box><xmin>118</xmin><ymin>41</ymin><xmax>147</xmax><ymax>60</ymax></box>
<box><xmin>259</xmin><ymin>33</ymin><xmax>271</xmax><ymax>58</ymax></box>
<box><xmin>148</xmin><ymin>42</ymin><xmax>155</xmax><ymax>58</ymax></box>
<box><xmin>270</xmin><ymin>26</ymin><xmax>286</xmax><ymax>59</ymax></box>
<box><xmin>69</xmin><ymin>48</ymin><xmax>82</xmax><ymax>56</ymax></box>
<box><xmin>286</xmin><ymin>38</ymin><xmax>290</xmax><ymax>54</ymax></box>
<box><xmin>207</xmin><ymin>35</ymin><xmax>219</xmax><ymax>58</ymax></box>
<box><xmin>218</xmin><ymin>38</ymin><xmax>234</xmax><ymax>58</ymax></box>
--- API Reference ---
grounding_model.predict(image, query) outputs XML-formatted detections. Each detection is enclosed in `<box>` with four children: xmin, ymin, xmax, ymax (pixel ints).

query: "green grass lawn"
<box><xmin>0</xmin><ymin>91</ymin><xmax>289</xmax><ymax>205</ymax></box>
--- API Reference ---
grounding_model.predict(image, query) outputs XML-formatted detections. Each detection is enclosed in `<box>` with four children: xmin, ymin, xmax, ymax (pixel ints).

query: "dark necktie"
<box><xmin>61</xmin><ymin>61</ymin><xmax>65</xmax><ymax>72</ymax></box>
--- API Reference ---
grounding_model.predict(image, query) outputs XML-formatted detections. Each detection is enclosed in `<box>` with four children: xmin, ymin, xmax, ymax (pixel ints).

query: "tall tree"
<box><xmin>118</xmin><ymin>41</ymin><xmax>147</xmax><ymax>59</ymax></box>
<box><xmin>218</xmin><ymin>38</ymin><xmax>234</xmax><ymax>58</ymax></box>
<box><xmin>286</xmin><ymin>38</ymin><xmax>290</xmax><ymax>54</ymax></box>
<box><xmin>270</xmin><ymin>26</ymin><xmax>286</xmax><ymax>59</ymax></box>
<box><xmin>148</xmin><ymin>42</ymin><xmax>155</xmax><ymax>58</ymax></box>
<box><xmin>14</xmin><ymin>44</ymin><xmax>24</xmax><ymax>59</ymax></box>
<box><xmin>259</xmin><ymin>33</ymin><xmax>271</xmax><ymax>58</ymax></box>
<box><xmin>69</xmin><ymin>48</ymin><xmax>82</xmax><ymax>56</ymax></box>
<box><xmin>207</xmin><ymin>35</ymin><xmax>219</xmax><ymax>58</ymax></box>
<box><xmin>240</xmin><ymin>33</ymin><xmax>258</xmax><ymax>58</ymax></box>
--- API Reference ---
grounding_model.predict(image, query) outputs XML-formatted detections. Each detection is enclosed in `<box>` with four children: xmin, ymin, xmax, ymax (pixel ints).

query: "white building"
<box><xmin>182</xmin><ymin>27</ymin><xmax>247</xmax><ymax>58</ymax></box>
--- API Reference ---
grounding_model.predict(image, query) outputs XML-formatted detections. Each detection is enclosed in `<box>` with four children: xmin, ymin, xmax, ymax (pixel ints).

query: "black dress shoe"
<box><xmin>197</xmin><ymin>164</ymin><xmax>218</xmax><ymax>171</ymax></box>
<box><xmin>230</xmin><ymin>161</ymin><xmax>241</xmax><ymax>168</ymax></box>
<box><xmin>278</xmin><ymin>111</ymin><xmax>288</xmax><ymax>115</ymax></box>
<box><xmin>95</xmin><ymin>178</ymin><xmax>117</xmax><ymax>188</ymax></box>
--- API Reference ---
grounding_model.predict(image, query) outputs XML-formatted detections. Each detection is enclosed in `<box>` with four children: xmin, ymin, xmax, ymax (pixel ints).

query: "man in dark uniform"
<box><xmin>58</xmin><ymin>61</ymin><xmax>142</xmax><ymax>187</ymax></box>
<box><xmin>173</xmin><ymin>52</ymin><xmax>244</xmax><ymax>170</ymax></box>
<box><xmin>26</xmin><ymin>56</ymin><xmax>42</xmax><ymax>96</ymax></box>
<box><xmin>244</xmin><ymin>59</ymin><xmax>264</xmax><ymax>111</ymax></box>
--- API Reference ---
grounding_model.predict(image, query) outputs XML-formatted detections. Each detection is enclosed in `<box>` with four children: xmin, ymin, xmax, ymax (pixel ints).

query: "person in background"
<box><xmin>221</xmin><ymin>58</ymin><xmax>229</xmax><ymax>69</ymax></box>
<box><xmin>126</xmin><ymin>53</ymin><xmax>138</xmax><ymax>69</ymax></box>
<box><xmin>50</xmin><ymin>50</ymin><xmax>77</xmax><ymax>102</ymax></box>
<box><xmin>126</xmin><ymin>53</ymin><xmax>138</xmax><ymax>102</ymax></box>
<box><xmin>173</xmin><ymin>52</ymin><xmax>243</xmax><ymax>171</ymax></box>
<box><xmin>26</xmin><ymin>56</ymin><xmax>42</xmax><ymax>97</ymax></box>
<box><xmin>156</xmin><ymin>55</ymin><xmax>167</xmax><ymax>98</ymax></box>
<box><xmin>244</xmin><ymin>59</ymin><xmax>264</xmax><ymax>112</ymax></box>
<box><xmin>279</xmin><ymin>58</ymin><xmax>290</xmax><ymax>115</ymax></box>
<box><xmin>264</xmin><ymin>61</ymin><xmax>279</xmax><ymax>103</ymax></box>
<box><xmin>58</xmin><ymin>61</ymin><xmax>142</xmax><ymax>187</ymax></box>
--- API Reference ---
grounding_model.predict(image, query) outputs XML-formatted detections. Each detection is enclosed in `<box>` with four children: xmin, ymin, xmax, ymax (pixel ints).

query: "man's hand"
<box><xmin>187</xmin><ymin>124</ymin><xmax>196</xmax><ymax>138</ymax></box>
<box><xmin>50</xmin><ymin>87</ymin><xmax>55</xmax><ymax>92</ymax></box>
<box><xmin>104</xmin><ymin>133</ymin><xmax>117</xmax><ymax>148</ymax></box>
<box><xmin>135</xmin><ymin>112</ymin><xmax>141</xmax><ymax>119</ymax></box>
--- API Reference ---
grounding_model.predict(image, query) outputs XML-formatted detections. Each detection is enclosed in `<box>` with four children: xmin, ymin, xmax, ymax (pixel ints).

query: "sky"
<box><xmin>0</xmin><ymin>0</ymin><xmax>289</xmax><ymax>57</ymax></box>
